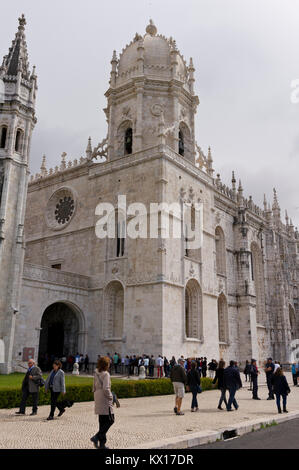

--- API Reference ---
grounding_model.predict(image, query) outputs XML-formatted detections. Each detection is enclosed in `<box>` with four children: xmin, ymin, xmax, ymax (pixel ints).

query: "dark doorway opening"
<box><xmin>38</xmin><ymin>302</ymin><xmax>80</xmax><ymax>371</ymax></box>
<box><xmin>47</xmin><ymin>322</ymin><xmax>64</xmax><ymax>357</ymax></box>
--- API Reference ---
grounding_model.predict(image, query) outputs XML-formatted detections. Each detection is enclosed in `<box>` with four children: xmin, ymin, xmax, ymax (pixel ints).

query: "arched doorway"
<box><xmin>38</xmin><ymin>302</ymin><xmax>82</xmax><ymax>370</ymax></box>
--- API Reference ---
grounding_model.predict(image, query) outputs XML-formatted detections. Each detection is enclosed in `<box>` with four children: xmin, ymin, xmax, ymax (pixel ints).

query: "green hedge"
<box><xmin>0</xmin><ymin>377</ymin><xmax>215</xmax><ymax>409</ymax></box>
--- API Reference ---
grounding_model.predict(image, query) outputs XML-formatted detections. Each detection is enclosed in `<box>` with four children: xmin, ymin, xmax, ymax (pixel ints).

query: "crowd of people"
<box><xmin>15</xmin><ymin>353</ymin><xmax>298</xmax><ymax>449</ymax></box>
<box><xmin>98</xmin><ymin>353</ymin><xmax>221</xmax><ymax>379</ymax></box>
<box><xmin>39</xmin><ymin>353</ymin><xmax>90</xmax><ymax>373</ymax></box>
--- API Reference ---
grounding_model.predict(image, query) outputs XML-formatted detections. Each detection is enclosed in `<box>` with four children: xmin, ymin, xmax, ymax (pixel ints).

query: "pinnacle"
<box><xmin>146</xmin><ymin>19</ymin><xmax>157</xmax><ymax>36</ymax></box>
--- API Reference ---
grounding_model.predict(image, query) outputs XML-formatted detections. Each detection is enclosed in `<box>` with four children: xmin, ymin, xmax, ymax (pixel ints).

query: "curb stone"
<box><xmin>132</xmin><ymin>410</ymin><xmax>299</xmax><ymax>449</ymax></box>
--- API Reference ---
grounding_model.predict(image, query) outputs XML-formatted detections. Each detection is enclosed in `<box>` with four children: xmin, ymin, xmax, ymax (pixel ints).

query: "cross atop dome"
<box><xmin>146</xmin><ymin>19</ymin><xmax>157</xmax><ymax>36</ymax></box>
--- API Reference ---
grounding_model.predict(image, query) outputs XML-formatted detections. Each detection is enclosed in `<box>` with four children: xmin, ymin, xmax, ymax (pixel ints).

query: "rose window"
<box><xmin>55</xmin><ymin>197</ymin><xmax>74</xmax><ymax>224</ymax></box>
<box><xmin>45</xmin><ymin>187</ymin><xmax>76</xmax><ymax>231</ymax></box>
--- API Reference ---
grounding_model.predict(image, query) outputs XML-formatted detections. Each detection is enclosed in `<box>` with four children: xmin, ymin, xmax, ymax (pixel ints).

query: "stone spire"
<box><xmin>110</xmin><ymin>50</ymin><xmax>118</xmax><ymax>88</ymax></box>
<box><xmin>86</xmin><ymin>136</ymin><xmax>92</xmax><ymax>159</ymax></box>
<box><xmin>231</xmin><ymin>171</ymin><xmax>237</xmax><ymax>200</ymax></box>
<box><xmin>272</xmin><ymin>188</ymin><xmax>281</xmax><ymax>223</ymax></box>
<box><xmin>1</xmin><ymin>14</ymin><xmax>30</xmax><ymax>80</ymax></box>
<box><xmin>60</xmin><ymin>152</ymin><xmax>67</xmax><ymax>171</ymax></box>
<box><xmin>263</xmin><ymin>194</ymin><xmax>267</xmax><ymax>212</ymax></box>
<box><xmin>40</xmin><ymin>155</ymin><xmax>47</xmax><ymax>177</ymax></box>
<box><xmin>188</xmin><ymin>57</ymin><xmax>195</xmax><ymax>94</ymax></box>
<box><xmin>206</xmin><ymin>146</ymin><xmax>214</xmax><ymax>176</ymax></box>
<box><xmin>237</xmin><ymin>180</ymin><xmax>244</xmax><ymax>206</ymax></box>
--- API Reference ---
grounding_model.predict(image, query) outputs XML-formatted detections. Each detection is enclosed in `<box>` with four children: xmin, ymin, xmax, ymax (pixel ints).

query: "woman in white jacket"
<box><xmin>90</xmin><ymin>356</ymin><xmax>114</xmax><ymax>449</ymax></box>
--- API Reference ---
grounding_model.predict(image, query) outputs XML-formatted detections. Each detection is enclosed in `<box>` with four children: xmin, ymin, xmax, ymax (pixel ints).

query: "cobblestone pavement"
<box><xmin>1</xmin><ymin>373</ymin><xmax>298</xmax><ymax>449</ymax></box>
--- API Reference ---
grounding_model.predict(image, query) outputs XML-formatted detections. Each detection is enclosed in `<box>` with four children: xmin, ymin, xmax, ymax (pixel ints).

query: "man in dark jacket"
<box><xmin>15</xmin><ymin>359</ymin><xmax>43</xmax><ymax>416</ymax></box>
<box><xmin>264</xmin><ymin>357</ymin><xmax>275</xmax><ymax>399</ymax></box>
<box><xmin>250</xmin><ymin>359</ymin><xmax>261</xmax><ymax>400</ymax></box>
<box><xmin>223</xmin><ymin>360</ymin><xmax>242</xmax><ymax>411</ymax></box>
<box><xmin>170</xmin><ymin>358</ymin><xmax>187</xmax><ymax>415</ymax></box>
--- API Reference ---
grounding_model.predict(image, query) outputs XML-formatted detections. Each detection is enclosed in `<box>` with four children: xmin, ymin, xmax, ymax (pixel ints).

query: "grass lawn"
<box><xmin>0</xmin><ymin>373</ymin><xmax>127</xmax><ymax>390</ymax></box>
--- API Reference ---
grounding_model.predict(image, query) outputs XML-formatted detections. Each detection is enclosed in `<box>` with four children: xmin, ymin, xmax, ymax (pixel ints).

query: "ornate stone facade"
<box><xmin>0</xmin><ymin>18</ymin><xmax>298</xmax><ymax>373</ymax></box>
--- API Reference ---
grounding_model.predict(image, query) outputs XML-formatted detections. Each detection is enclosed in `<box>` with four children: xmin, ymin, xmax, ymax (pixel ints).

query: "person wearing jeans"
<box><xmin>223</xmin><ymin>360</ymin><xmax>242</xmax><ymax>411</ymax></box>
<box><xmin>91</xmin><ymin>356</ymin><xmax>115</xmax><ymax>449</ymax></box>
<box><xmin>213</xmin><ymin>360</ymin><xmax>228</xmax><ymax>410</ymax></box>
<box><xmin>44</xmin><ymin>360</ymin><xmax>66</xmax><ymax>420</ymax></box>
<box><xmin>187</xmin><ymin>361</ymin><xmax>201</xmax><ymax>412</ymax></box>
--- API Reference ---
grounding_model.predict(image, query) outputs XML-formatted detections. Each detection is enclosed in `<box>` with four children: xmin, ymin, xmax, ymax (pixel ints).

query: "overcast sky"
<box><xmin>1</xmin><ymin>0</ymin><xmax>299</xmax><ymax>226</ymax></box>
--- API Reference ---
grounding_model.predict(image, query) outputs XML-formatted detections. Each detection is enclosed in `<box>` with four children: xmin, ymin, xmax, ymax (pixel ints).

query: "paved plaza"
<box><xmin>1</xmin><ymin>373</ymin><xmax>299</xmax><ymax>449</ymax></box>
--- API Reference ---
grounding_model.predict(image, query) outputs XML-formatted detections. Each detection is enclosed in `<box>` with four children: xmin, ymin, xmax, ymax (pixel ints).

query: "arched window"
<box><xmin>251</xmin><ymin>242</ymin><xmax>266</xmax><ymax>325</ymax></box>
<box><xmin>124</xmin><ymin>128</ymin><xmax>132</xmax><ymax>155</ymax></box>
<box><xmin>215</xmin><ymin>226</ymin><xmax>226</xmax><ymax>276</ymax></box>
<box><xmin>15</xmin><ymin>129</ymin><xmax>23</xmax><ymax>153</ymax></box>
<box><xmin>218</xmin><ymin>293</ymin><xmax>229</xmax><ymax>343</ymax></box>
<box><xmin>179</xmin><ymin>130</ymin><xmax>184</xmax><ymax>156</ymax></box>
<box><xmin>0</xmin><ymin>126</ymin><xmax>7</xmax><ymax>149</ymax></box>
<box><xmin>185</xmin><ymin>279</ymin><xmax>202</xmax><ymax>339</ymax></box>
<box><xmin>104</xmin><ymin>281</ymin><xmax>124</xmax><ymax>339</ymax></box>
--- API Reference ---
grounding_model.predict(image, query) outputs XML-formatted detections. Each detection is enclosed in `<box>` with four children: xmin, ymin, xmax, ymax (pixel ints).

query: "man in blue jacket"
<box><xmin>224</xmin><ymin>360</ymin><xmax>243</xmax><ymax>411</ymax></box>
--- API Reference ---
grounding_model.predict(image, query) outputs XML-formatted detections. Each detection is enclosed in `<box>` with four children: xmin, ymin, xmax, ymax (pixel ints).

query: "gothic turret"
<box><xmin>104</xmin><ymin>20</ymin><xmax>199</xmax><ymax>163</ymax></box>
<box><xmin>0</xmin><ymin>15</ymin><xmax>37</xmax><ymax>373</ymax></box>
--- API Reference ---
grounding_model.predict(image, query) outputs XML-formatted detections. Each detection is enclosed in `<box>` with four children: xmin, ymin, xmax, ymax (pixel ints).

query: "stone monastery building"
<box><xmin>0</xmin><ymin>16</ymin><xmax>298</xmax><ymax>373</ymax></box>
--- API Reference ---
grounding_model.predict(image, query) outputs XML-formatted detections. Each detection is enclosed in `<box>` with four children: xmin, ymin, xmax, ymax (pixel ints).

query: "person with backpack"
<box><xmin>187</xmin><ymin>361</ymin><xmax>201</xmax><ymax>412</ymax></box>
<box><xmin>213</xmin><ymin>359</ymin><xmax>228</xmax><ymax>410</ymax></box>
<box><xmin>271</xmin><ymin>367</ymin><xmax>291</xmax><ymax>413</ymax></box>
<box><xmin>44</xmin><ymin>360</ymin><xmax>66</xmax><ymax>420</ymax></box>
<box><xmin>15</xmin><ymin>359</ymin><xmax>43</xmax><ymax>416</ymax></box>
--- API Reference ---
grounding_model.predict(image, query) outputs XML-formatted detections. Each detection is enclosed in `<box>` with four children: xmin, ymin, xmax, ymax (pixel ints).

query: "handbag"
<box><xmin>197</xmin><ymin>384</ymin><xmax>202</xmax><ymax>393</ymax></box>
<box><xmin>36</xmin><ymin>377</ymin><xmax>45</xmax><ymax>387</ymax></box>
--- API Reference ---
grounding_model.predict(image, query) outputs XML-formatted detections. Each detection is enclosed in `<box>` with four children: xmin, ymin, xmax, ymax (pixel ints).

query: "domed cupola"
<box><xmin>104</xmin><ymin>20</ymin><xmax>199</xmax><ymax>163</ymax></box>
<box><xmin>116</xmin><ymin>20</ymin><xmax>190</xmax><ymax>90</ymax></box>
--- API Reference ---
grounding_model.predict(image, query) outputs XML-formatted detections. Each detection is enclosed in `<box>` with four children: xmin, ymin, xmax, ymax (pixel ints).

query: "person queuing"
<box><xmin>264</xmin><ymin>358</ymin><xmax>275</xmax><ymax>400</ymax></box>
<box><xmin>250</xmin><ymin>359</ymin><xmax>260</xmax><ymax>400</ymax></box>
<box><xmin>213</xmin><ymin>360</ymin><xmax>228</xmax><ymax>410</ymax></box>
<box><xmin>91</xmin><ymin>356</ymin><xmax>115</xmax><ymax>449</ymax></box>
<box><xmin>156</xmin><ymin>355</ymin><xmax>164</xmax><ymax>378</ymax></box>
<box><xmin>15</xmin><ymin>359</ymin><xmax>43</xmax><ymax>416</ymax></box>
<box><xmin>243</xmin><ymin>360</ymin><xmax>251</xmax><ymax>382</ymax></box>
<box><xmin>291</xmin><ymin>362</ymin><xmax>297</xmax><ymax>386</ymax></box>
<box><xmin>170</xmin><ymin>358</ymin><xmax>187</xmax><ymax>416</ymax></box>
<box><xmin>44</xmin><ymin>360</ymin><xmax>66</xmax><ymax>420</ymax></box>
<box><xmin>271</xmin><ymin>367</ymin><xmax>291</xmax><ymax>414</ymax></box>
<box><xmin>186</xmin><ymin>361</ymin><xmax>201</xmax><ymax>412</ymax></box>
<box><xmin>223</xmin><ymin>360</ymin><xmax>242</xmax><ymax>411</ymax></box>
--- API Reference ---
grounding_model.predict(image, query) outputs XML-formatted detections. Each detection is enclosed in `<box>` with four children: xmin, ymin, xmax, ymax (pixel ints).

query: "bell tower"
<box><xmin>0</xmin><ymin>14</ymin><xmax>37</xmax><ymax>373</ymax></box>
<box><xmin>105</xmin><ymin>20</ymin><xmax>199</xmax><ymax>164</ymax></box>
